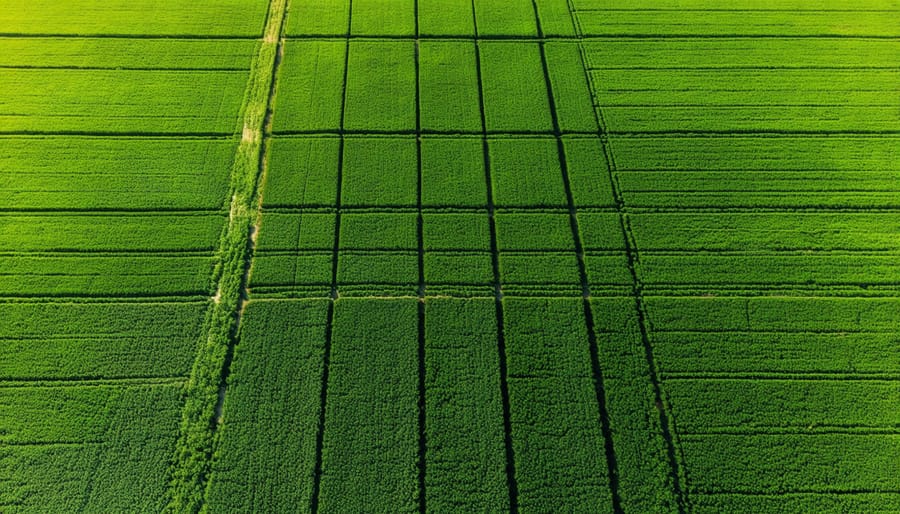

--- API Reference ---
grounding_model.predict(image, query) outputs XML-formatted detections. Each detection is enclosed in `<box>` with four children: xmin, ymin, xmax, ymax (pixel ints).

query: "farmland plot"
<box><xmin>5</xmin><ymin>0</ymin><xmax>900</xmax><ymax>512</ymax></box>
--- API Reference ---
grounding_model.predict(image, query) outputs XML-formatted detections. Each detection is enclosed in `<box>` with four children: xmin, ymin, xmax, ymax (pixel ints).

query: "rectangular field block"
<box><xmin>341</xmin><ymin>137</ymin><xmax>418</xmax><ymax>207</ymax></box>
<box><xmin>421</xmin><ymin>137</ymin><xmax>487</xmax><ymax>208</ymax></box>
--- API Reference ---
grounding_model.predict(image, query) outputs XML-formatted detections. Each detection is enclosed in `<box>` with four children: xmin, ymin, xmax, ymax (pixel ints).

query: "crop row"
<box><xmin>654</xmin><ymin>331</ymin><xmax>900</xmax><ymax>376</ymax></box>
<box><xmin>0</xmin><ymin>382</ymin><xmax>184</xmax><ymax>512</ymax></box>
<box><xmin>0</xmin><ymin>38</ymin><xmax>258</xmax><ymax>70</ymax></box>
<box><xmin>0</xmin><ymin>68</ymin><xmax>248</xmax><ymax>134</ymax></box>
<box><xmin>639</xmin><ymin>254</ymin><xmax>900</xmax><ymax>287</ymax></box>
<box><xmin>260</xmin><ymin>136</ymin><xmax>614</xmax><ymax>209</ymax></box>
<box><xmin>255</xmin><ymin>211</ymin><xmax>617</xmax><ymax>252</ymax></box>
<box><xmin>0</xmin><ymin>301</ymin><xmax>206</xmax><ymax>379</ymax></box>
<box><xmin>1</xmin><ymin>137</ymin><xmax>236</xmax><ymax>210</ymax></box>
<box><xmin>601</xmin><ymin>105</ymin><xmax>900</xmax><ymax>133</ymax></box>
<box><xmin>582</xmin><ymin>38</ymin><xmax>900</xmax><ymax>69</ymax></box>
<box><xmin>0</xmin><ymin>0</ymin><xmax>270</xmax><ymax>36</ymax></box>
<box><xmin>628</xmin><ymin>212</ymin><xmax>900</xmax><ymax>252</ymax></box>
<box><xmin>0</xmin><ymin>214</ymin><xmax>223</xmax><ymax>252</ymax></box>
<box><xmin>274</xmin><ymin>41</ymin><xmax>594</xmax><ymax>134</ymax></box>
<box><xmin>0</xmin><ymin>255</ymin><xmax>215</xmax><ymax>297</ymax></box>
<box><xmin>665</xmin><ymin>379</ymin><xmax>900</xmax><ymax>432</ymax></box>
<box><xmin>284</xmin><ymin>0</ymin><xmax>576</xmax><ymax>38</ymax></box>
<box><xmin>680</xmin><ymin>433</ymin><xmax>900</xmax><ymax>494</ymax></box>
<box><xmin>208</xmin><ymin>298</ymin><xmax>626</xmax><ymax>511</ymax></box>
<box><xmin>249</xmin><ymin>250</ymin><xmax>598</xmax><ymax>296</ymax></box>
<box><xmin>576</xmin><ymin>9</ymin><xmax>900</xmax><ymax>37</ymax></box>
<box><xmin>645</xmin><ymin>296</ymin><xmax>900</xmax><ymax>332</ymax></box>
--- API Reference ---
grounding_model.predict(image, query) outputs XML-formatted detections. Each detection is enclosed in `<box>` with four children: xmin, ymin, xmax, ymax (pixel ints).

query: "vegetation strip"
<box><xmin>534</xmin><ymin>1</ymin><xmax>624</xmax><ymax>510</ymax></box>
<box><xmin>584</xmin><ymin>40</ymin><xmax>688</xmax><ymax>514</ymax></box>
<box><xmin>471</xmin><ymin>2</ymin><xmax>520</xmax><ymax>509</ymax></box>
<box><xmin>164</xmin><ymin>0</ymin><xmax>289</xmax><ymax>511</ymax></box>
<box><xmin>310</xmin><ymin>4</ymin><xmax>352</xmax><ymax>513</ymax></box>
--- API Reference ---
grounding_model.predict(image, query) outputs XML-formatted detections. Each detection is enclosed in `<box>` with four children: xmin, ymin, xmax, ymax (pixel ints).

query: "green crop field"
<box><xmin>1</xmin><ymin>0</ymin><xmax>898</xmax><ymax>512</ymax></box>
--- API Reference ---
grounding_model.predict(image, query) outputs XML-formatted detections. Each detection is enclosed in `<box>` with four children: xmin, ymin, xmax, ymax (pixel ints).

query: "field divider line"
<box><xmin>535</xmin><ymin>2</ymin><xmax>623</xmax><ymax>511</ymax></box>
<box><xmin>570</xmin><ymin>7</ymin><xmax>690</xmax><ymax>511</ymax></box>
<box><xmin>310</xmin><ymin>4</ymin><xmax>353</xmax><ymax>513</ymax></box>
<box><xmin>163</xmin><ymin>0</ymin><xmax>290</xmax><ymax>512</ymax></box>
<box><xmin>472</xmin><ymin>3</ymin><xmax>520</xmax><ymax>510</ymax></box>
<box><xmin>413</xmin><ymin>4</ymin><xmax>430</xmax><ymax>511</ymax></box>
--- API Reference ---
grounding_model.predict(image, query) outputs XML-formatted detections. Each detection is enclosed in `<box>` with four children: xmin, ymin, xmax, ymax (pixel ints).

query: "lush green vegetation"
<box><xmin>4</xmin><ymin>0</ymin><xmax>899</xmax><ymax>512</ymax></box>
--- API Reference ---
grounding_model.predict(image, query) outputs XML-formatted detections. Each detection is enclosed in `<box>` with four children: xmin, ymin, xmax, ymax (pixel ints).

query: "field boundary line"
<box><xmin>309</xmin><ymin>3</ymin><xmax>353</xmax><ymax>512</ymax></box>
<box><xmin>472</xmin><ymin>3</ymin><xmax>520</xmax><ymax>510</ymax></box>
<box><xmin>536</xmin><ymin>2</ymin><xmax>623</xmax><ymax>511</ymax></box>
<box><xmin>163</xmin><ymin>0</ymin><xmax>290</xmax><ymax>512</ymax></box>
<box><xmin>570</xmin><ymin>6</ymin><xmax>690</xmax><ymax>511</ymax></box>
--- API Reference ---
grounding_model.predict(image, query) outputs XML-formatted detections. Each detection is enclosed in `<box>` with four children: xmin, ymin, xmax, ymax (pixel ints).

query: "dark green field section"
<box><xmin>4</xmin><ymin>0</ymin><xmax>900</xmax><ymax>513</ymax></box>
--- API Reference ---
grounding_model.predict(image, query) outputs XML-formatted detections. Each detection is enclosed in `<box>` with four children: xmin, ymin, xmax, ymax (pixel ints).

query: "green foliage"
<box><xmin>502</xmin><ymin>298</ymin><xmax>614</xmax><ymax>511</ymax></box>
<box><xmin>584</xmin><ymin>37</ymin><xmax>900</xmax><ymax>68</ymax></box>
<box><xmin>0</xmin><ymin>38</ymin><xmax>258</xmax><ymax>69</ymax></box>
<box><xmin>479</xmin><ymin>42</ymin><xmax>553</xmax><ymax>132</ymax></box>
<box><xmin>0</xmin><ymin>384</ymin><xmax>184</xmax><ymax>512</ymax></box>
<box><xmin>577</xmin><ymin>5</ymin><xmax>900</xmax><ymax>37</ymax></box>
<box><xmin>0</xmin><ymin>68</ymin><xmax>249</xmax><ymax>134</ymax></box>
<box><xmin>424</xmin><ymin>298</ymin><xmax>509</xmax><ymax>512</ymax></box>
<box><xmin>255</xmin><ymin>213</ymin><xmax>336</xmax><ymax>251</ymax></box>
<box><xmin>341</xmin><ymin>137</ymin><xmax>418</xmax><ymax>207</ymax></box>
<box><xmin>419</xmin><ymin>41</ymin><xmax>482</xmax><ymax>132</ymax></box>
<box><xmin>0</xmin><ymin>0</ymin><xmax>270</xmax><ymax>36</ymax></box>
<box><xmin>534</xmin><ymin>0</ymin><xmax>576</xmax><ymax>36</ymax></box>
<box><xmin>545</xmin><ymin>42</ymin><xmax>596</xmax><ymax>132</ymax></box>
<box><xmin>681</xmin><ymin>434</ymin><xmax>900</xmax><ymax>493</ymax></box>
<box><xmin>499</xmin><ymin>252</ymin><xmax>580</xmax><ymax>290</ymax></box>
<box><xmin>263</xmin><ymin>137</ymin><xmax>340</xmax><ymax>207</ymax></box>
<box><xmin>1</xmin><ymin>255</ymin><xmax>214</xmax><ymax>297</ymax></box>
<box><xmin>285</xmin><ymin>0</ymin><xmax>349</xmax><ymax>36</ymax></box>
<box><xmin>631</xmin><ymin>213</ymin><xmax>900</xmax><ymax>252</ymax></box>
<box><xmin>337</xmin><ymin>252</ymin><xmax>418</xmax><ymax>291</ymax></box>
<box><xmin>166</xmin><ymin>2</ymin><xmax>288</xmax><ymax>510</ymax></box>
<box><xmin>351</xmin><ymin>0</ymin><xmax>415</xmax><ymax>36</ymax></box>
<box><xmin>563</xmin><ymin>137</ymin><xmax>617</xmax><ymax>208</ymax></box>
<box><xmin>590</xmin><ymin>297</ymin><xmax>680</xmax><ymax>513</ymax></box>
<box><xmin>423</xmin><ymin>213</ymin><xmax>491</xmax><ymax>251</ymax></box>
<box><xmin>418</xmin><ymin>0</ymin><xmax>474</xmax><ymax>36</ymax></box>
<box><xmin>340</xmin><ymin>213</ymin><xmax>418</xmax><ymax>250</ymax></box>
<box><xmin>667</xmin><ymin>379</ymin><xmax>900</xmax><ymax>431</ymax></box>
<box><xmin>0</xmin><ymin>302</ymin><xmax>206</xmax><ymax>380</ymax></box>
<box><xmin>319</xmin><ymin>299</ymin><xmax>419</xmax><ymax>512</ymax></box>
<box><xmin>495</xmin><ymin>213</ymin><xmax>574</xmax><ymax>251</ymax></box>
<box><xmin>654</xmin><ymin>332</ymin><xmax>900</xmax><ymax>375</ymax></box>
<box><xmin>205</xmin><ymin>300</ymin><xmax>329</xmax><ymax>512</ymax></box>
<box><xmin>641</xmin><ymin>254</ymin><xmax>900</xmax><ymax>287</ymax></box>
<box><xmin>420</xmin><ymin>137</ymin><xmax>487</xmax><ymax>207</ymax></box>
<box><xmin>250</xmin><ymin>253</ymin><xmax>333</xmax><ymax>293</ymax></box>
<box><xmin>577</xmin><ymin>213</ymin><xmax>625</xmax><ymax>250</ymax></box>
<box><xmin>344</xmin><ymin>41</ymin><xmax>416</xmax><ymax>131</ymax></box>
<box><xmin>0</xmin><ymin>137</ymin><xmax>235</xmax><ymax>210</ymax></box>
<box><xmin>474</xmin><ymin>0</ymin><xmax>537</xmax><ymax>36</ymax></box>
<box><xmin>424</xmin><ymin>252</ymin><xmax>494</xmax><ymax>289</ymax></box>
<box><xmin>273</xmin><ymin>42</ymin><xmax>346</xmax><ymax>132</ymax></box>
<box><xmin>489</xmin><ymin>138</ymin><xmax>566</xmax><ymax>207</ymax></box>
<box><xmin>0</xmin><ymin>214</ymin><xmax>223</xmax><ymax>252</ymax></box>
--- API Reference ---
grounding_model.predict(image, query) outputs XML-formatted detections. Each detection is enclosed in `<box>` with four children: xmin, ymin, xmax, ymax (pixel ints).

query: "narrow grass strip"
<box><xmin>164</xmin><ymin>1</ymin><xmax>289</xmax><ymax>512</ymax></box>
